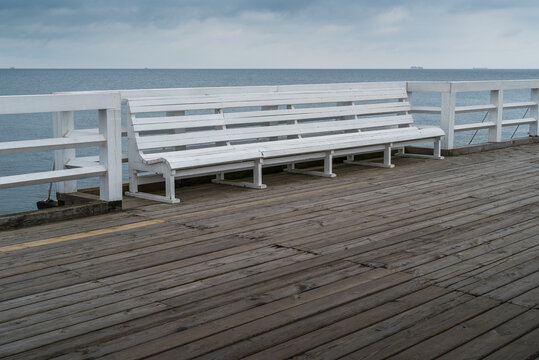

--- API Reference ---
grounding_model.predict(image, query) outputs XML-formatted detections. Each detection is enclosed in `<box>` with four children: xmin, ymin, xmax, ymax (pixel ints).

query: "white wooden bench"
<box><xmin>125</xmin><ymin>82</ymin><xmax>444</xmax><ymax>203</ymax></box>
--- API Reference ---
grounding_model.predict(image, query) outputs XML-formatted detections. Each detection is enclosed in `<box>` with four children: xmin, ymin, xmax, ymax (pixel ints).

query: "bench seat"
<box><xmin>126</xmin><ymin>82</ymin><xmax>445</xmax><ymax>203</ymax></box>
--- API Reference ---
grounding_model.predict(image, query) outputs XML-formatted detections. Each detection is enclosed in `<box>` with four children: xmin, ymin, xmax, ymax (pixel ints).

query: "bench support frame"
<box><xmin>396</xmin><ymin>139</ymin><xmax>445</xmax><ymax>160</ymax></box>
<box><xmin>284</xmin><ymin>151</ymin><xmax>337</xmax><ymax>178</ymax></box>
<box><xmin>212</xmin><ymin>159</ymin><xmax>267</xmax><ymax>189</ymax></box>
<box><xmin>344</xmin><ymin>144</ymin><xmax>396</xmax><ymax>169</ymax></box>
<box><xmin>126</xmin><ymin>166</ymin><xmax>181</xmax><ymax>204</ymax></box>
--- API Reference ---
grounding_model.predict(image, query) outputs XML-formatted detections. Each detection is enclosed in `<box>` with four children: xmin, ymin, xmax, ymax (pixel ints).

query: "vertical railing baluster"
<box><xmin>531</xmin><ymin>88</ymin><xmax>539</xmax><ymax>137</ymax></box>
<box><xmin>53</xmin><ymin>110</ymin><xmax>76</xmax><ymax>193</ymax></box>
<box><xmin>98</xmin><ymin>107</ymin><xmax>122</xmax><ymax>201</ymax></box>
<box><xmin>488</xmin><ymin>89</ymin><xmax>503</xmax><ymax>143</ymax></box>
<box><xmin>440</xmin><ymin>85</ymin><xmax>456</xmax><ymax>150</ymax></box>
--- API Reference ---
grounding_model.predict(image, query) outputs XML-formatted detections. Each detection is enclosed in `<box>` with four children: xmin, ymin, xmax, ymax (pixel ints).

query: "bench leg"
<box><xmin>128</xmin><ymin>166</ymin><xmax>138</xmax><ymax>193</ymax></box>
<box><xmin>212</xmin><ymin>159</ymin><xmax>267</xmax><ymax>189</ymax></box>
<box><xmin>284</xmin><ymin>151</ymin><xmax>337</xmax><ymax>178</ymax></box>
<box><xmin>165</xmin><ymin>170</ymin><xmax>181</xmax><ymax>202</ymax></box>
<box><xmin>396</xmin><ymin>139</ymin><xmax>444</xmax><ymax>160</ymax></box>
<box><xmin>344</xmin><ymin>144</ymin><xmax>395</xmax><ymax>169</ymax></box>
<box><xmin>125</xmin><ymin>169</ymin><xmax>181</xmax><ymax>204</ymax></box>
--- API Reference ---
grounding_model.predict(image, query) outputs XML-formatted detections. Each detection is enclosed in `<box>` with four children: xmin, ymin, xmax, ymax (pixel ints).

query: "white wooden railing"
<box><xmin>408</xmin><ymin>80</ymin><xmax>539</xmax><ymax>149</ymax></box>
<box><xmin>0</xmin><ymin>93</ymin><xmax>122</xmax><ymax>201</ymax></box>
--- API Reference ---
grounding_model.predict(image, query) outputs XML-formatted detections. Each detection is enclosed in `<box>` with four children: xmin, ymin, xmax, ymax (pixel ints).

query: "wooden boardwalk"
<box><xmin>0</xmin><ymin>144</ymin><xmax>538</xmax><ymax>360</ymax></box>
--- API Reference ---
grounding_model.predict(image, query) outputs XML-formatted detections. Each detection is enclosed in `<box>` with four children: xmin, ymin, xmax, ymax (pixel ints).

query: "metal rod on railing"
<box><xmin>468</xmin><ymin>111</ymin><xmax>490</xmax><ymax>145</ymax></box>
<box><xmin>511</xmin><ymin>107</ymin><xmax>530</xmax><ymax>139</ymax></box>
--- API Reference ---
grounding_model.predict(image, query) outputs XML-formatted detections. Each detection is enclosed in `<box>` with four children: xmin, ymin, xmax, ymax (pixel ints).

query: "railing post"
<box><xmin>98</xmin><ymin>107</ymin><xmax>122</xmax><ymax>201</ymax></box>
<box><xmin>53</xmin><ymin>111</ymin><xmax>77</xmax><ymax>193</ymax></box>
<box><xmin>440</xmin><ymin>85</ymin><xmax>456</xmax><ymax>150</ymax></box>
<box><xmin>531</xmin><ymin>88</ymin><xmax>539</xmax><ymax>136</ymax></box>
<box><xmin>489</xmin><ymin>89</ymin><xmax>503</xmax><ymax>142</ymax></box>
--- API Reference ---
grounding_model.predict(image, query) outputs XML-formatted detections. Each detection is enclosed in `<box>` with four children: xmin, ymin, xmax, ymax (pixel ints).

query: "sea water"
<box><xmin>1</xmin><ymin>68</ymin><xmax>538</xmax><ymax>215</ymax></box>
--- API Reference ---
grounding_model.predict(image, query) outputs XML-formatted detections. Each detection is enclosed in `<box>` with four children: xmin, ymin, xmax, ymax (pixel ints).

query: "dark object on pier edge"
<box><xmin>36</xmin><ymin>199</ymin><xmax>58</xmax><ymax>210</ymax></box>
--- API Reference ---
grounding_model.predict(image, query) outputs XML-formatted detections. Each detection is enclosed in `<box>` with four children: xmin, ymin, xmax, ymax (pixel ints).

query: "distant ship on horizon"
<box><xmin>410</xmin><ymin>66</ymin><xmax>423</xmax><ymax>70</ymax></box>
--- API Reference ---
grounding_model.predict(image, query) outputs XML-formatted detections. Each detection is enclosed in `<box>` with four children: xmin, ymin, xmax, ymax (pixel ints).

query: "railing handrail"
<box><xmin>0</xmin><ymin>93</ymin><xmax>120</xmax><ymax>114</ymax></box>
<box><xmin>407</xmin><ymin>79</ymin><xmax>539</xmax><ymax>92</ymax></box>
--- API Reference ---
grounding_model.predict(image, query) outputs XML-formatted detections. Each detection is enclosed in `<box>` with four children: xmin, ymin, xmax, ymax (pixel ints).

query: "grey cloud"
<box><xmin>1</xmin><ymin>0</ymin><xmax>538</xmax><ymax>68</ymax></box>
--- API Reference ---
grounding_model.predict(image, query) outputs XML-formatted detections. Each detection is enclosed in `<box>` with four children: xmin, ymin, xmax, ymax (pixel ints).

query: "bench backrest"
<box><xmin>127</xmin><ymin>82</ymin><xmax>412</xmax><ymax>155</ymax></box>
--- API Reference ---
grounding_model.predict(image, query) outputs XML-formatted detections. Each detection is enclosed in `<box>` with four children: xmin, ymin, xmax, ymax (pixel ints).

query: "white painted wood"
<box><xmin>407</xmin><ymin>82</ymin><xmax>451</xmax><ymax>93</ymax></box>
<box><xmin>440</xmin><ymin>89</ymin><xmax>457</xmax><ymax>150</ymax></box>
<box><xmin>489</xmin><ymin>90</ymin><xmax>504</xmax><ymax>143</ymax></box>
<box><xmin>0</xmin><ymin>135</ymin><xmax>105</xmax><ymax>155</ymax></box>
<box><xmin>453</xmin><ymin>122</ymin><xmax>496</xmax><ymax>131</ymax></box>
<box><xmin>284</xmin><ymin>151</ymin><xmax>336</xmax><ymax>178</ymax></box>
<box><xmin>128</xmin><ymin>87</ymin><xmax>407</xmax><ymax>106</ymax></box>
<box><xmin>99</xmin><ymin>108</ymin><xmax>123</xmax><ymax>201</ymax></box>
<box><xmin>53</xmin><ymin>111</ymin><xmax>77</xmax><ymax>193</ymax></box>
<box><xmin>0</xmin><ymin>166</ymin><xmax>106</xmax><ymax>189</ymax></box>
<box><xmin>503</xmin><ymin>102</ymin><xmax>536</xmax><ymax>109</ymax></box>
<box><xmin>65</xmin><ymin>159</ymin><xmax>101</xmax><ymax>168</ymax></box>
<box><xmin>345</xmin><ymin>144</ymin><xmax>395</xmax><ymax>168</ymax></box>
<box><xmin>164</xmin><ymin>170</ymin><xmax>179</xmax><ymax>202</ymax></box>
<box><xmin>137</xmin><ymin>115</ymin><xmax>413</xmax><ymax>150</ymax></box>
<box><xmin>70</xmin><ymin>153</ymin><xmax>128</xmax><ymax>164</ymax></box>
<box><xmin>434</xmin><ymin>139</ymin><xmax>443</xmax><ymax>159</ymax></box>
<box><xmin>531</xmin><ymin>89</ymin><xmax>539</xmax><ymax>136</ymax></box>
<box><xmin>0</xmin><ymin>93</ymin><xmax>120</xmax><ymax>114</ymax></box>
<box><xmin>452</xmin><ymin>80</ymin><xmax>539</xmax><ymax>92</ymax></box>
<box><xmin>501</xmin><ymin>118</ymin><xmax>537</xmax><ymax>126</ymax></box>
<box><xmin>411</xmin><ymin>106</ymin><xmax>442</xmax><ymax>114</ymax></box>
<box><xmin>120</xmin><ymin>81</ymin><xmax>407</xmax><ymax>102</ymax></box>
<box><xmin>128</xmin><ymin>90</ymin><xmax>407</xmax><ymax>114</ymax></box>
<box><xmin>455</xmin><ymin>104</ymin><xmax>497</xmax><ymax>114</ymax></box>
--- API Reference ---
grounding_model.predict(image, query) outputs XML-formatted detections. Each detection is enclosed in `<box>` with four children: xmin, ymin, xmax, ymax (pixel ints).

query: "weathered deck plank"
<box><xmin>0</xmin><ymin>143</ymin><xmax>537</xmax><ymax>360</ymax></box>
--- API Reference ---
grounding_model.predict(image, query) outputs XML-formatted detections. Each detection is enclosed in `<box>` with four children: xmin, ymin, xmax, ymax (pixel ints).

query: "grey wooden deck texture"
<box><xmin>0</xmin><ymin>144</ymin><xmax>538</xmax><ymax>359</ymax></box>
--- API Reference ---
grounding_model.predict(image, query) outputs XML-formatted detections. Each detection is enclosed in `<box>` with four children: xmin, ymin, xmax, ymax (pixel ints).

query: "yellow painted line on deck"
<box><xmin>0</xmin><ymin>219</ymin><xmax>166</xmax><ymax>253</ymax></box>
<box><xmin>1</xmin><ymin>180</ymin><xmax>359</xmax><ymax>253</ymax></box>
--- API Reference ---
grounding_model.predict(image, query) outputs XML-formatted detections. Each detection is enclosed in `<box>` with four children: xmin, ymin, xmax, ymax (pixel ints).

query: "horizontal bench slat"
<box><xmin>163</xmin><ymin>128</ymin><xmax>431</xmax><ymax>169</ymax></box>
<box><xmin>0</xmin><ymin>135</ymin><xmax>106</xmax><ymax>155</ymax></box>
<box><xmin>121</xmin><ymin>81</ymin><xmax>407</xmax><ymax>101</ymax></box>
<box><xmin>134</xmin><ymin>118</ymin><xmax>225</xmax><ymax>132</ymax></box>
<box><xmin>0</xmin><ymin>166</ymin><xmax>106</xmax><ymax>189</ymax></box>
<box><xmin>136</xmin><ymin>115</ymin><xmax>413</xmax><ymax>150</ymax></box>
<box><xmin>259</xmin><ymin>128</ymin><xmax>445</xmax><ymax>157</ymax></box>
<box><xmin>148</xmin><ymin>126</ymin><xmax>436</xmax><ymax>168</ymax></box>
<box><xmin>128</xmin><ymin>87</ymin><xmax>406</xmax><ymax>107</ymax></box>
<box><xmin>166</xmin><ymin>150</ymin><xmax>262</xmax><ymax>169</ymax></box>
<box><xmin>133</xmin><ymin>102</ymin><xmax>410</xmax><ymax>133</ymax></box>
<box><xmin>225</xmin><ymin>102</ymin><xmax>410</xmax><ymax>125</ymax></box>
<box><xmin>129</xmin><ymin>90</ymin><xmax>408</xmax><ymax>114</ymax></box>
<box><xmin>132</xmin><ymin>113</ymin><xmax>223</xmax><ymax>126</ymax></box>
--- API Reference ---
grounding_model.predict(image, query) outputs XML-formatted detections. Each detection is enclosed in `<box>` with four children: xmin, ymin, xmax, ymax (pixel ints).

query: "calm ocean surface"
<box><xmin>1</xmin><ymin>68</ymin><xmax>538</xmax><ymax>215</ymax></box>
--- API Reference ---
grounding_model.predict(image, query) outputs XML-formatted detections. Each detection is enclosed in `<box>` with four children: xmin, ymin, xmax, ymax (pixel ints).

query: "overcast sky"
<box><xmin>1</xmin><ymin>0</ymin><xmax>538</xmax><ymax>68</ymax></box>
